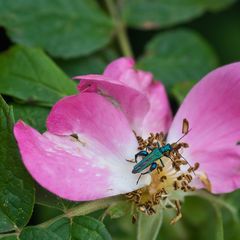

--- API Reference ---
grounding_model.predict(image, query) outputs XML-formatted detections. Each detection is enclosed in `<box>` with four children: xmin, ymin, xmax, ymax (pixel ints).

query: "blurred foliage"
<box><xmin>137</xmin><ymin>208</ymin><xmax>163</xmax><ymax>240</ymax></box>
<box><xmin>121</xmin><ymin>0</ymin><xmax>236</xmax><ymax>29</ymax></box>
<box><xmin>0</xmin><ymin>0</ymin><xmax>240</xmax><ymax>239</ymax></box>
<box><xmin>0</xmin><ymin>0</ymin><xmax>114</xmax><ymax>58</ymax></box>
<box><xmin>138</xmin><ymin>28</ymin><xmax>218</xmax><ymax>89</ymax></box>
<box><xmin>55</xmin><ymin>48</ymin><xmax>118</xmax><ymax>77</ymax></box>
<box><xmin>189</xmin><ymin>5</ymin><xmax>240</xmax><ymax>64</ymax></box>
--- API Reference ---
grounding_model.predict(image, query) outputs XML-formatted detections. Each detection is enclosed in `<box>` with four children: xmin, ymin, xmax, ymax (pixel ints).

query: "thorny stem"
<box><xmin>105</xmin><ymin>0</ymin><xmax>134</xmax><ymax>57</ymax></box>
<box><xmin>38</xmin><ymin>195</ymin><xmax>124</xmax><ymax>228</ymax></box>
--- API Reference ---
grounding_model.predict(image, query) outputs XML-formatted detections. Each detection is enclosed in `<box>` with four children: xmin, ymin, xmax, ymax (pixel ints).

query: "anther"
<box><xmin>184</xmin><ymin>174</ymin><xmax>193</xmax><ymax>182</ymax></box>
<box><xmin>160</xmin><ymin>176</ymin><xmax>167</xmax><ymax>182</ymax></box>
<box><xmin>193</xmin><ymin>162</ymin><xmax>200</xmax><ymax>171</ymax></box>
<box><xmin>173</xmin><ymin>181</ymin><xmax>180</xmax><ymax>190</ymax></box>
<box><xmin>161</xmin><ymin>188</ymin><xmax>168</xmax><ymax>195</ymax></box>
<box><xmin>177</xmin><ymin>175</ymin><xmax>183</xmax><ymax>180</ymax></box>
<box><xmin>170</xmin><ymin>201</ymin><xmax>182</xmax><ymax>224</ymax></box>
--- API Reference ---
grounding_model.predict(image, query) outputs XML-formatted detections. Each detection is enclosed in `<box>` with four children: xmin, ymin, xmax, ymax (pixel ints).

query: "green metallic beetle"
<box><xmin>131</xmin><ymin>119</ymin><xmax>190</xmax><ymax>184</ymax></box>
<box><xmin>131</xmin><ymin>143</ymin><xmax>172</xmax><ymax>184</ymax></box>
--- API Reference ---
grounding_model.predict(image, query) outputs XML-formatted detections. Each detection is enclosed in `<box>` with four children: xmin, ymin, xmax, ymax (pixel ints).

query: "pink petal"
<box><xmin>47</xmin><ymin>93</ymin><xmax>139</xmax><ymax>159</ymax></box>
<box><xmin>103</xmin><ymin>57</ymin><xmax>135</xmax><ymax>80</ymax></box>
<box><xmin>103</xmin><ymin>57</ymin><xmax>152</xmax><ymax>92</ymax></box>
<box><xmin>142</xmin><ymin>83</ymin><xmax>172</xmax><ymax>137</ymax></box>
<box><xmin>75</xmin><ymin>58</ymin><xmax>172</xmax><ymax>136</ymax></box>
<box><xmin>14</xmin><ymin>121</ymin><xmax>151</xmax><ymax>201</ymax></box>
<box><xmin>167</xmin><ymin>62</ymin><xmax>240</xmax><ymax>193</ymax></box>
<box><xmin>119</xmin><ymin>69</ymin><xmax>153</xmax><ymax>92</ymax></box>
<box><xmin>192</xmin><ymin>150</ymin><xmax>240</xmax><ymax>193</ymax></box>
<box><xmin>76</xmin><ymin>76</ymin><xmax>150</xmax><ymax>134</ymax></box>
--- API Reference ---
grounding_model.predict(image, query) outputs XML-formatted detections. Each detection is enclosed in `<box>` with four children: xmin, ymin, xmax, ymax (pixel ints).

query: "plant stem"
<box><xmin>213</xmin><ymin>204</ymin><xmax>224</xmax><ymax>240</ymax></box>
<box><xmin>38</xmin><ymin>195</ymin><xmax>124</xmax><ymax>228</ymax></box>
<box><xmin>105</xmin><ymin>0</ymin><xmax>134</xmax><ymax>57</ymax></box>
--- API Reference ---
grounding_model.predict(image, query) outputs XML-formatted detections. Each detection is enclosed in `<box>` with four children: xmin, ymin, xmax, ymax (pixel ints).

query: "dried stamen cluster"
<box><xmin>126</xmin><ymin>132</ymin><xmax>200</xmax><ymax>224</ymax></box>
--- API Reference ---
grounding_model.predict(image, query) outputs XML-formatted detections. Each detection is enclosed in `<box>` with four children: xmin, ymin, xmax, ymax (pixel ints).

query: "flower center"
<box><xmin>126</xmin><ymin>132</ymin><xmax>199</xmax><ymax>224</ymax></box>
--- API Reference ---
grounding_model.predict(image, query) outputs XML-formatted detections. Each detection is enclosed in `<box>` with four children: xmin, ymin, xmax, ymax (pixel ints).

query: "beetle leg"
<box><xmin>159</xmin><ymin>158</ymin><xmax>165</xmax><ymax>167</ymax></box>
<box><xmin>126</xmin><ymin>150</ymin><xmax>148</xmax><ymax>163</ymax></box>
<box><xmin>126</xmin><ymin>159</ymin><xmax>136</xmax><ymax>163</ymax></box>
<box><xmin>135</xmin><ymin>150</ymin><xmax>148</xmax><ymax>163</ymax></box>
<box><xmin>146</xmin><ymin>146</ymin><xmax>154</xmax><ymax>152</ymax></box>
<box><xmin>136</xmin><ymin>162</ymin><xmax>157</xmax><ymax>184</ymax></box>
<box><xmin>136</xmin><ymin>171</ymin><xmax>150</xmax><ymax>184</ymax></box>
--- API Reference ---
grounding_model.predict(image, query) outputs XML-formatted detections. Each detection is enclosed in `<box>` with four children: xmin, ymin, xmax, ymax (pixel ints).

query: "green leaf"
<box><xmin>35</xmin><ymin>184</ymin><xmax>79</xmax><ymax>211</ymax></box>
<box><xmin>172</xmin><ymin>80</ymin><xmax>195</xmax><ymax>103</ymax></box>
<box><xmin>182</xmin><ymin>196</ymin><xmax>212</xmax><ymax>226</ymax></box>
<box><xmin>20</xmin><ymin>227</ymin><xmax>62</xmax><ymax>240</ymax></box>
<box><xmin>182</xmin><ymin>194</ymin><xmax>232</xmax><ymax>240</ymax></box>
<box><xmin>0</xmin><ymin>46</ymin><xmax>77</xmax><ymax>106</ymax></box>
<box><xmin>222</xmin><ymin>190</ymin><xmax>240</xmax><ymax>240</ymax></box>
<box><xmin>13</xmin><ymin>104</ymin><xmax>49</xmax><ymax>133</ymax></box>
<box><xmin>0</xmin><ymin>96</ymin><xmax>35</xmax><ymax>233</ymax></box>
<box><xmin>137</xmin><ymin>209</ymin><xmax>163</xmax><ymax>240</ymax></box>
<box><xmin>71</xmin><ymin>216</ymin><xmax>112</xmax><ymax>240</ymax></box>
<box><xmin>19</xmin><ymin>218</ymin><xmax>70</xmax><ymax>240</ymax></box>
<box><xmin>0</xmin><ymin>236</ymin><xmax>18</xmax><ymax>240</ymax></box>
<box><xmin>107</xmin><ymin>202</ymin><xmax>131</xmax><ymax>219</ymax></box>
<box><xmin>0</xmin><ymin>0</ymin><xmax>114</xmax><ymax>58</ymax></box>
<box><xmin>122</xmin><ymin>0</ymin><xmax>236</xmax><ymax>29</ymax></box>
<box><xmin>47</xmin><ymin>218</ymin><xmax>71</xmax><ymax>240</ymax></box>
<box><xmin>191</xmin><ymin>191</ymin><xmax>238</xmax><ymax>222</ymax></box>
<box><xmin>224</xmin><ymin>189</ymin><xmax>240</xmax><ymax>219</ymax></box>
<box><xmin>138</xmin><ymin>28</ymin><xmax>218</xmax><ymax>90</ymax></box>
<box><xmin>19</xmin><ymin>216</ymin><xmax>111</xmax><ymax>240</ymax></box>
<box><xmin>56</xmin><ymin>49</ymin><xmax>118</xmax><ymax>77</ymax></box>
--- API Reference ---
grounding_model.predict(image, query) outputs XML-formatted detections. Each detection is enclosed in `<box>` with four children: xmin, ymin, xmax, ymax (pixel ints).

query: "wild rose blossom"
<box><xmin>14</xmin><ymin>58</ymin><xmax>240</xmax><ymax>223</ymax></box>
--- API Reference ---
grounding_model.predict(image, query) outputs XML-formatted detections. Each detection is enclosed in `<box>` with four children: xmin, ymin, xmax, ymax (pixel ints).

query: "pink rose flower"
<box><xmin>14</xmin><ymin>58</ymin><xmax>240</xmax><ymax>221</ymax></box>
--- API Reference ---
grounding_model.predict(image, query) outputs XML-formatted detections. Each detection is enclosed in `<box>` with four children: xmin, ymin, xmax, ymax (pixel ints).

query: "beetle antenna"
<box><xmin>166</xmin><ymin>155</ymin><xmax>174</xmax><ymax>163</ymax></box>
<box><xmin>174</xmin><ymin>128</ymin><xmax>191</xmax><ymax>144</ymax></box>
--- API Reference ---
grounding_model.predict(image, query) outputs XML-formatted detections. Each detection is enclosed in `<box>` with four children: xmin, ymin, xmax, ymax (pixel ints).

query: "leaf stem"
<box><xmin>38</xmin><ymin>195</ymin><xmax>124</xmax><ymax>228</ymax></box>
<box><xmin>105</xmin><ymin>0</ymin><xmax>134</xmax><ymax>57</ymax></box>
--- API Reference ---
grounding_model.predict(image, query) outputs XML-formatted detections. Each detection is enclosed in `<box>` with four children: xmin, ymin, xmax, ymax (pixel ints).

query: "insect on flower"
<box><xmin>129</xmin><ymin>119</ymin><xmax>194</xmax><ymax>185</ymax></box>
<box><xmin>14</xmin><ymin>58</ymin><xmax>240</xmax><ymax>224</ymax></box>
<box><xmin>125</xmin><ymin>118</ymin><xmax>199</xmax><ymax>223</ymax></box>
